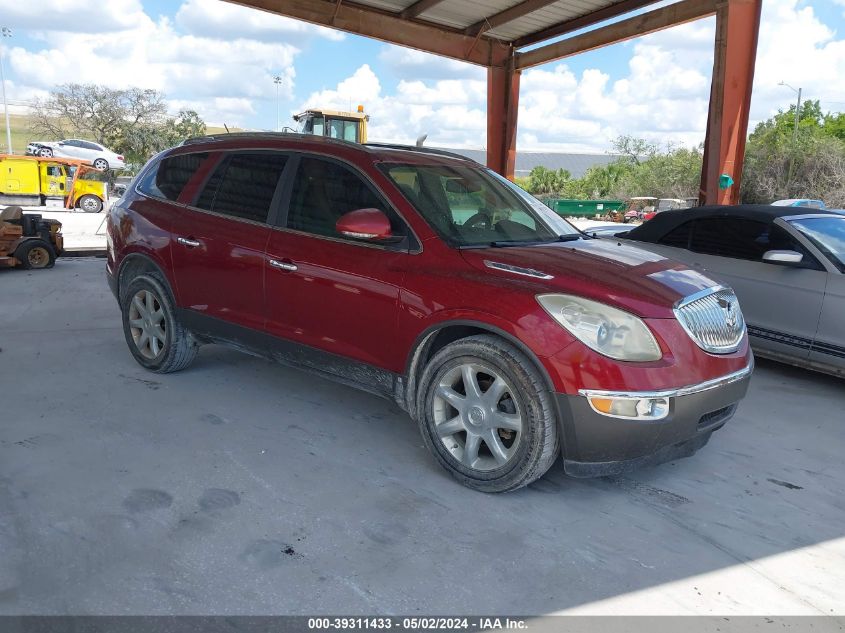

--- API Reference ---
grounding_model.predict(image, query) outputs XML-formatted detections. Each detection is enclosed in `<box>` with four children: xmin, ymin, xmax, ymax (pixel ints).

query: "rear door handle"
<box><xmin>176</xmin><ymin>237</ymin><xmax>201</xmax><ymax>248</ymax></box>
<box><xmin>269</xmin><ymin>259</ymin><xmax>298</xmax><ymax>272</ymax></box>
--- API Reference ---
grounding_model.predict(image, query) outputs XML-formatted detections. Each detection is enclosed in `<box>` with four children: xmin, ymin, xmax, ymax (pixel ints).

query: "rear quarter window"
<box><xmin>138</xmin><ymin>152</ymin><xmax>209</xmax><ymax>202</ymax></box>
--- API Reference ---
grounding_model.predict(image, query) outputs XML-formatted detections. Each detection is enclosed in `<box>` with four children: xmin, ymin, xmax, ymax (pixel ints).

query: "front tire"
<box><xmin>38</xmin><ymin>147</ymin><xmax>53</xmax><ymax>158</ymax></box>
<box><xmin>120</xmin><ymin>274</ymin><xmax>199</xmax><ymax>373</ymax></box>
<box><xmin>78</xmin><ymin>194</ymin><xmax>103</xmax><ymax>213</ymax></box>
<box><xmin>415</xmin><ymin>334</ymin><xmax>559</xmax><ymax>493</ymax></box>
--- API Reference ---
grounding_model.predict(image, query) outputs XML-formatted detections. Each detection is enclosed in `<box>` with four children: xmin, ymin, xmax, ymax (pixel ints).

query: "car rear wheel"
<box><xmin>78</xmin><ymin>194</ymin><xmax>103</xmax><ymax>213</ymax></box>
<box><xmin>120</xmin><ymin>274</ymin><xmax>199</xmax><ymax>373</ymax></box>
<box><xmin>415</xmin><ymin>334</ymin><xmax>559</xmax><ymax>493</ymax></box>
<box><xmin>15</xmin><ymin>240</ymin><xmax>56</xmax><ymax>270</ymax></box>
<box><xmin>93</xmin><ymin>158</ymin><xmax>109</xmax><ymax>171</ymax></box>
<box><xmin>38</xmin><ymin>147</ymin><xmax>53</xmax><ymax>158</ymax></box>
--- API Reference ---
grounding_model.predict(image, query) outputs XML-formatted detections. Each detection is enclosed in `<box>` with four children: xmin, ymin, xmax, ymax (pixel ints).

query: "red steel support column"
<box><xmin>487</xmin><ymin>59</ymin><xmax>521</xmax><ymax>179</ymax></box>
<box><xmin>700</xmin><ymin>0</ymin><xmax>762</xmax><ymax>205</ymax></box>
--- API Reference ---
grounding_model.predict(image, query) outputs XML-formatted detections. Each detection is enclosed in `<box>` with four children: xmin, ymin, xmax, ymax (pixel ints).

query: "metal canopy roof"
<box><xmin>350</xmin><ymin>0</ymin><xmax>660</xmax><ymax>44</ymax></box>
<box><xmin>226</xmin><ymin>0</ymin><xmax>693</xmax><ymax>69</ymax></box>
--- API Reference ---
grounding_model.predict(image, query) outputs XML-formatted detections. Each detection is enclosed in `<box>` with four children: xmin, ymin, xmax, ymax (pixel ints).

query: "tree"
<box><xmin>526</xmin><ymin>166</ymin><xmax>573</xmax><ymax>196</ymax></box>
<box><xmin>741</xmin><ymin>100</ymin><xmax>845</xmax><ymax>206</ymax></box>
<box><xmin>29</xmin><ymin>84</ymin><xmax>206</xmax><ymax>170</ymax></box>
<box><xmin>611</xmin><ymin>135</ymin><xmax>658</xmax><ymax>166</ymax></box>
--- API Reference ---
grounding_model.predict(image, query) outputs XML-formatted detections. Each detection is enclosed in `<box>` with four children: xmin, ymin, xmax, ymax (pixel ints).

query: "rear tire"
<box><xmin>415</xmin><ymin>334</ymin><xmax>559</xmax><ymax>493</ymax></box>
<box><xmin>78</xmin><ymin>194</ymin><xmax>103</xmax><ymax>213</ymax></box>
<box><xmin>120</xmin><ymin>273</ymin><xmax>199</xmax><ymax>373</ymax></box>
<box><xmin>93</xmin><ymin>158</ymin><xmax>109</xmax><ymax>171</ymax></box>
<box><xmin>15</xmin><ymin>240</ymin><xmax>56</xmax><ymax>270</ymax></box>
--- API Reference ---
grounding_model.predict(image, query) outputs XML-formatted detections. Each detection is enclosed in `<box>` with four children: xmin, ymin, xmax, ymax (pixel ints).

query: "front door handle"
<box><xmin>269</xmin><ymin>259</ymin><xmax>298</xmax><ymax>272</ymax></box>
<box><xmin>176</xmin><ymin>236</ymin><xmax>201</xmax><ymax>248</ymax></box>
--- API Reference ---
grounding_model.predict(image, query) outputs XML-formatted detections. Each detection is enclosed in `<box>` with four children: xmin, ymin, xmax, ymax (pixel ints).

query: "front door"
<box><xmin>685</xmin><ymin>217</ymin><xmax>827</xmax><ymax>360</ymax></box>
<box><xmin>264</xmin><ymin>155</ymin><xmax>412</xmax><ymax>375</ymax></box>
<box><xmin>168</xmin><ymin>151</ymin><xmax>290</xmax><ymax>332</ymax></box>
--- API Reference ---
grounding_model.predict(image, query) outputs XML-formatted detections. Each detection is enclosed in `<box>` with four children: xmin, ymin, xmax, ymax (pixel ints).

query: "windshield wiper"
<box><xmin>458</xmin><ymin>235</ymin><xmax>582</xmax><ymax>249</ymax></box>
<box><xmin>489</xmin><ymin>240</ymin><xmax>547</xmax><ymax>247</ymax></box>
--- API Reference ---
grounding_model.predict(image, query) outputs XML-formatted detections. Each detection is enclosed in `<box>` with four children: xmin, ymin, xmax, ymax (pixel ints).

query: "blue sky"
<box><xmin>1</xmin><ymin>0</ymin><xmax>844</xmax><ymax>151</ymax></box>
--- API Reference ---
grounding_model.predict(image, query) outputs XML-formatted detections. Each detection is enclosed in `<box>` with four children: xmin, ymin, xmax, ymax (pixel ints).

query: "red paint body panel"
<box><xmin>106</xmin><ymin>196</ymin><xmax>174</xmax><ymax>288</ymax></box>
<box><xmin>169</xmin><ymin>207</ymin><xmax>270</xmax><ymax>332</ymax></box>
<box><xmin>265</xmin><ymin>229</ymin><xmax>406</xmax><ymax>371</ymax></box>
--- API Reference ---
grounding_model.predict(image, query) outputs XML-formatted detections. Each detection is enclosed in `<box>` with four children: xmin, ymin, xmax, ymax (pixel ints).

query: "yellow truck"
<box><xmin>0</xmin><ymin>155</ymin><xmax>108</xmax><ymax>213</ymax></box>
<box><xmin>293</xmin><ymin>106</ymin><xmax>369</xmax><ymax>143</ymax></box>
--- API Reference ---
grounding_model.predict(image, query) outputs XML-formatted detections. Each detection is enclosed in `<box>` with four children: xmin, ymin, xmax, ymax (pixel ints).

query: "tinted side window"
<box><xmin>287</xmin><ymin>157</ymin><xmax>403</xmax><ymax>239</ymax></box>
<box><xmin>139</xmin><ymin>152</ymin><xmax>208</xmax><ymax>201</ymax></box>
<box><xmin>195</xmin><ymin>153</ymin><xmax>287</xmax><ymax>223</ymax></box>
<box><xmin>658</xmin><ymin>221</ymin><xmax>693</xmax><ymax>248</ymax></box>
<box><xmin>690</xmin><ymin>218</ymin><xmax>769</xmax><ymax>260</ymax></box>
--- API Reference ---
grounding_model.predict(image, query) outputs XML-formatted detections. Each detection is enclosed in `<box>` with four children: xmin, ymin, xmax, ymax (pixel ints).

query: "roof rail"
<box><xmin>179</xmin><ymin>132</ymin><xmax>361</xmax><ymax>147</ymax></box>
<box><xmin>363</xmin><ymin>143</ymin><xmax>480</xmax><ymax>163</ymax></box>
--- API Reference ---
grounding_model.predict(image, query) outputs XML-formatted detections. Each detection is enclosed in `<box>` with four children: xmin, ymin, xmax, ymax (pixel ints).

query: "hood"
<box><xmin>460</xmin><ymin>238</ymin><xmax>718</xmax><ymax>318</ymax></box>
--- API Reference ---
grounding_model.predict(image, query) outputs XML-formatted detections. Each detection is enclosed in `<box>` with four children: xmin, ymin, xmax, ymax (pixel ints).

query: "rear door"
<box><xmin>166</xmin><ymin>151</ymin><xmax>290</xmax><ymax>332</ymax></box>
<box><xmin>264</xmin><ymin>154</ymin><xmax>412</xmax><ymax>375</ymax></box>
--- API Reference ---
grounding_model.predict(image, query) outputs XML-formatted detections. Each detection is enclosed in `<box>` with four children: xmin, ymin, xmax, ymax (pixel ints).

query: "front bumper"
<box><xmin>556</xmin><ymin>362</ymin><xmax>752</xmax><ymax>477</ymax></box>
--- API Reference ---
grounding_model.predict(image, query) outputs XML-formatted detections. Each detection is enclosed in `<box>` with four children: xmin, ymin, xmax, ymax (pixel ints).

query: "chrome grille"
<box><xmin>674</xmin><ymin>287</ymin><xmax>745</xmax><ymax>354</ymax></box>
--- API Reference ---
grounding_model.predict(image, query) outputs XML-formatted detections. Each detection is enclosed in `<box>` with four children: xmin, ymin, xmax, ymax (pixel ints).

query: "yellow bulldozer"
<box><xmin>293</xmin><ymin>106</ymin><xmax>369</xmax><ymax>143</ymax></box>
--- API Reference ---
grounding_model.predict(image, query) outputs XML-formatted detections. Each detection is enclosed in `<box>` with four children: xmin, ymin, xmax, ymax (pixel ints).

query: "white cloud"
<box><xmin>175</xmin><ymin>0</ymin><xmax>344</xmax><ymax>44</ymax></box>
<box><xmin>0</xmin><ymin>0</ymin><xmax>347</xmax><ymax>127</ymax></box>
<box><xmin>0</xmin><ymin>0</ymin><xmax>148</xmax><ymax>33</ymax></box>
<box><xmin>378</xmin><ymin>45</ymin><xmax>486</xmax><ymax>80</ymax></box>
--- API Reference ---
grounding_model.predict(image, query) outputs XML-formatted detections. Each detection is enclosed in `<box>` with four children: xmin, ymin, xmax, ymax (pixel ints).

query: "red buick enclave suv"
<box><xmin>107</xmin><ymin>134</ymin><xmax>753</xmax><ymax>492</ymax></box>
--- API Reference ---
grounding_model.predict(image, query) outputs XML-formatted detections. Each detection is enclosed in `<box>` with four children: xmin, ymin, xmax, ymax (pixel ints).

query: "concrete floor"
<box><xmin>1</xmin><ymin>258</ymin><xmax>843</xmax><ymax>616</ymax></box>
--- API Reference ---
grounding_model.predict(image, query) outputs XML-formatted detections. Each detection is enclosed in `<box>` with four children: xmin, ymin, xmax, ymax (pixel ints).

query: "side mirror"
<box><xmin>336</xmin><ymin>208</ymin><xmax>399</xmax><ymax>242</ymax></box>
<box><xmin>763</xmin><ymin>249</ymin><xmax>803</xmax><ymax>264</ymax></box>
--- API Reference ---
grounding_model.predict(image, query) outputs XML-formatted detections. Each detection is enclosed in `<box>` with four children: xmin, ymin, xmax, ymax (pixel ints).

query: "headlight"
<box><xmin>537</xmin><ymin>294</ymin><xmax>662</xmax><ymax>361</ymax></box>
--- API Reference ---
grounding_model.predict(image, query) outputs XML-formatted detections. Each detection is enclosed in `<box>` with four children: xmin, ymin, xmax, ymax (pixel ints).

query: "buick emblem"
<box><xmin>718</xmin><ymin>298</ymin><xmax>738</xmax><ymax>329</ymax></box>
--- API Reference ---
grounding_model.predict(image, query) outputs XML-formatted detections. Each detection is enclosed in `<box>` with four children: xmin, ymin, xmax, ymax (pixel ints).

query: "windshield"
<box><xmin>788</xmin><ymin>216</ymin><xmax>845</xmax><ymax>272</ymax></box>
<box><xmin>380</xmin><ymin>162</ymin><xmax>580</xmax><ymax>247</ymax></box>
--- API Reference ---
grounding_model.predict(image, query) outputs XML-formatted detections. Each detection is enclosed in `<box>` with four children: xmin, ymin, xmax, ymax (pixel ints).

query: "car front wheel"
<box><xmin>38</xmin><ymin>147</ymin><xmax>53</xmax><ymax>158</ymax></box>
<box><xmin>120</xmin><ymin>274</ymin><xmax>199</xmax><ymax>373</ymax></box>
<box><xmin>415</xmin><ymin>334</ymin><xmax>559</xmax><ymax>493</ymax></box>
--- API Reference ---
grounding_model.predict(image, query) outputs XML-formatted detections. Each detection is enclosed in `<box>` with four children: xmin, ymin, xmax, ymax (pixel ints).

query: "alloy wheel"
<box><xmin>432</xmin><ymin>362</ymin><xmax>523</xmax><ymax>471</ymax></box>
<box><xmin>128</xmin><ymin>289</ymin><xmax>167</xmax><ymax>359</ymax></box>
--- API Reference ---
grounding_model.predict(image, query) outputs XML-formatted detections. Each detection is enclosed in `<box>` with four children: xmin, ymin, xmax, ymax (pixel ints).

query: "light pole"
<box><xmin>1</xmin><ymin>27</ymin><xmax>12</xmax><ymax>154</ymax></box>
<box><xmin>273</xmin><ymin>75</ymin><xmax>282</xmax><ymax>132</ymax></box>
<box><xmin>778</xmin><ymin>81</ymin><xmax>802</xmax><ymax>143</ymax></box>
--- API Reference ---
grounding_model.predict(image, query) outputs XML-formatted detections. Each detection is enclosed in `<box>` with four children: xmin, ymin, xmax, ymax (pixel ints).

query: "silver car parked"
<box><xmin>26</xmin><ymin>139</ymin><xmax>126</xmax><ymax>171</ymax></box>
<box><xmin>619</xmin><ymin>205</ymin><xmax>845</xmax><ymax>378</ymax></box>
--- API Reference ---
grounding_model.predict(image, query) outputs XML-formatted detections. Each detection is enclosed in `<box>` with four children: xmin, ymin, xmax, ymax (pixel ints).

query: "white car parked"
<box><xmin>26</xmin><ymin>139</ymin><xmax>126</xmax><ymax>171</ymax></box>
